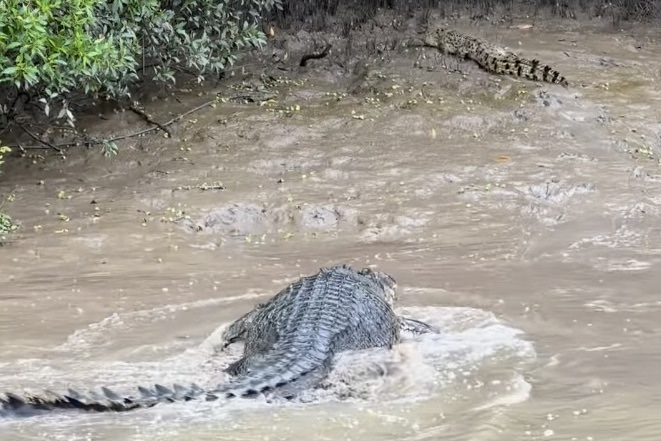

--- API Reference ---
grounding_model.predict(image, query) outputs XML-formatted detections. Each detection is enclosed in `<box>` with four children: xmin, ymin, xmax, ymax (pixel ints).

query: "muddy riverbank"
<box><xmin>1</xmin><ymin>12</ymin><xmax>661</xmax><ymax>441</ymax></box>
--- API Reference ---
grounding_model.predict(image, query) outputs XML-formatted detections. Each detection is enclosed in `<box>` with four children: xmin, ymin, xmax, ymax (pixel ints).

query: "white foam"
<box><xmin>0</xmin><ymin>304</ymin><xmax>536</xmax><ymax>440</ymax></box>
<box><xmin>53</xmin><ymin>291</ymin><xmax>268</xmax><ymax>356</ymax></box>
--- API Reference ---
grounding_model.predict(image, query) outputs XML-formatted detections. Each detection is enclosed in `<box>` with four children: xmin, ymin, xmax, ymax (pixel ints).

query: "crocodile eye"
<box><xmin>358</xmin><ymin>267</ymin><xmax>374</xmax><ymax>277</ymax></box>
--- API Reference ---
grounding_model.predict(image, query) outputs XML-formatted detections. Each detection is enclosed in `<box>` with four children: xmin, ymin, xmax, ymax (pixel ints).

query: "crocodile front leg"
<box><xmin>219</xmin><ymin>303</ymin><xmax>266</xmax><ymax>350</ymax></box>
<box><xmin>398</xmin><ymin>316</ymin><xmax>439</xmax><ymax>335</ymax></box>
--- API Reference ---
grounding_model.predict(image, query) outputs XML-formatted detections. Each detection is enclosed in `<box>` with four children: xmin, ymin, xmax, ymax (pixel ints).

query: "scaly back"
<box><xmin>421</xmin><ymin>26</ymin><xmax>569</xmax><ymax>87</ymax></box>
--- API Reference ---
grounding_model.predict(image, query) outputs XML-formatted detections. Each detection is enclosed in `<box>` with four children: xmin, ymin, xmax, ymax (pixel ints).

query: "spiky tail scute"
<box><xmin>0</xmin><ymin>383</ymin><xmax>219</xmax><ymax>417</ymax></box>
<box><xmin>475</xmin><ymin>52</ymin><xmax>569</xmax><ymax>87</ymax></box>
<box><xmin>1</xmin><ymin>374</ymin><xmax>314</xmax><ymax>418</ymax></box>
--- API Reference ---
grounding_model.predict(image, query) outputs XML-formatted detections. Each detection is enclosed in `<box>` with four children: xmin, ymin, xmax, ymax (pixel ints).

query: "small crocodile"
<box><xmin>415</xmin><ymin>27</ymin><xmax>569</xmax><ymax>87</ymax></box>
<box><xmin>0</xmin><ymin>264</ymin><xmax>437</xmax><ymax>417</ymax></box>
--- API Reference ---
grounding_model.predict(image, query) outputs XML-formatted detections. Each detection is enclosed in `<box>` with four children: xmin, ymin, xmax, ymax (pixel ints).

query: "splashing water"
<box><xmin>0</xmin><ymin>296</ymin><xmax>536</xmax><ymax>441</ymax></box>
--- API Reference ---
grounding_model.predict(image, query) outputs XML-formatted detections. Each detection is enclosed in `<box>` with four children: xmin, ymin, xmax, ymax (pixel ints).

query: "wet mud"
<box><xmin>1</xmin><ymin>14</ymin><xmax>661</xmax><ymax>441</ymax></box>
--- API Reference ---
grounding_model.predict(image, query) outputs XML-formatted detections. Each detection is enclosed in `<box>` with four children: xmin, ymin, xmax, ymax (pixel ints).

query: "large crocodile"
<box><xmin>0</xmin><ymin>264</ymin><xmax>437</xmax><ymax>417</ymax></box>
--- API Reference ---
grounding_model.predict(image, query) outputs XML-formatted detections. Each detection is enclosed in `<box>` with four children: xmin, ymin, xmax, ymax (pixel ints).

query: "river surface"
<box><xmin>1</xmin><ymin>18</ymin><xmax>661</xmax><ymax>441</ymax></box>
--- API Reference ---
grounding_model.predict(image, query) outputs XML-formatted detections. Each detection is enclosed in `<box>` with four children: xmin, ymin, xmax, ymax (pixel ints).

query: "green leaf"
<box><xmin>1</xmin><ymin>66</ymin><xmax>18</xmax><ymax>76</ymax></box>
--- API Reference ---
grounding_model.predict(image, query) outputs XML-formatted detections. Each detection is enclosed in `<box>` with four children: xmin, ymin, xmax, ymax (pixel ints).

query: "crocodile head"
<box><xmin>358</xmin><ymin>267</ymin><xmax>397</xmax><ymax>305</ymax></box>
<box><xmin>422</xmin><ymin>26</ymin><xmax>445</xmax><ymax>47</ymax></box>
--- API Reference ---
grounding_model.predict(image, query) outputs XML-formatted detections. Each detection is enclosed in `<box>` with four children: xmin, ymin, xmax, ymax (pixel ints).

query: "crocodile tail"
<box><xmin>212</xmin><ymin>348</ymin><xmax>330</xmax><ymax>399</ymax></box>
<box><xmin>0</xmin><ymin>383</ymin><xmax>208</xmax><ymax>418</ymax></box>
<box><xmin>489</xmin><ymin>54</ymin><xmax>569</xmax><ymax>87</ymax></box>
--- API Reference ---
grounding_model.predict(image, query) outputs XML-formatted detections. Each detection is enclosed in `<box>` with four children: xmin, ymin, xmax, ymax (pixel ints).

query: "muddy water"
<box><xmin>2</xmin><ymin>21</ymin><xmax>661</xmax><ymax>441</ymax></box>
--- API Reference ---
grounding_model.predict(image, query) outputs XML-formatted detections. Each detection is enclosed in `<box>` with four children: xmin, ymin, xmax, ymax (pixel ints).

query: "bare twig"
<box><xmin>104</xmin><ymin>99</ymin><xmax>216</xmax><ymax>143</ymax></box>
<box><xmin>8</xmin><ymin>99</ymin><xmax>217</xmax><ymax>151</ymax></box>
<box><xmin>129</xmin><ymin>104</ymin><xmax>173</xmax><ymax>137</ymax></box>
<box><xmin>18</xmin><ymin>124</ymin><xmax>62</xmax><ymax>153</ymax></box>
<box><xmin>158</xmin><ymin>100</ymin><xmax>216</xmax><ymax>127</ymax></box>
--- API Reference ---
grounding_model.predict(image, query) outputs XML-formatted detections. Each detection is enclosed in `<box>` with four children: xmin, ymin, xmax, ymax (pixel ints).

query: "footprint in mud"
<box><xmin>357</xmin><ymin>211</ymin><xmax>432</xmax><ymax>243</ymax></box>
<box><xmin>456</xmin><ymin>178</ymin><xmax>596</xmax><ymax>226</ymax></box>
<box><xmin>445</xmin><ymin>114</ymin><xmax>496</xmax><ymax>132</ymax></box>
<box><xmin>520</xmin><ymin>180</ymin><xmax>595</xmax><ymax>223</ymax></box>
<box><xmin>535</xmin><ymin>89</ymin><xmax>563</xmax><ymax>108</ymax></box>
<box><xmin>523</xmin><ymin>180</ymin><xmax>595</xmax><ymax>205</ymax></box>
<box><xmin>181</xmin><ymin>202</ymin><xmax>269</xmax><ymax>235</ymax></box>
<box><xmin>179</xmin><ymin>202</ymin><xmax>360</xmax><ymax>236</ymax></box>
<box><xmin>297</xmin><ymin>204</ymin><xmax>358</xmax><ymax>230</ymax></box>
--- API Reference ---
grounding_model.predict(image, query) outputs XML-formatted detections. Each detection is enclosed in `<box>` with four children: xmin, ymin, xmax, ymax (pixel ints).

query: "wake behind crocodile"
<box><xmin>0</xmin><ymin>297</ymin><xmax>536</xmax><ymax>441</ymax></box>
